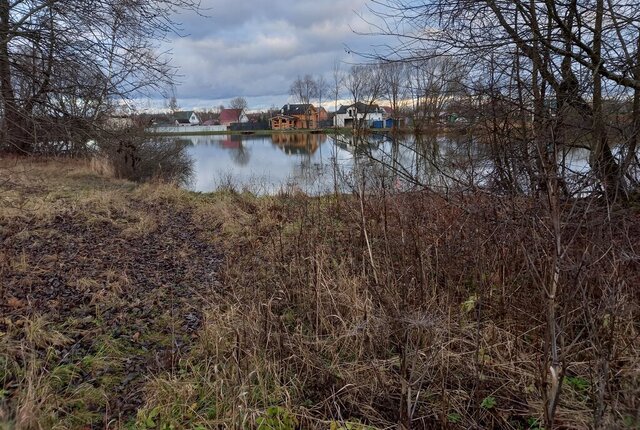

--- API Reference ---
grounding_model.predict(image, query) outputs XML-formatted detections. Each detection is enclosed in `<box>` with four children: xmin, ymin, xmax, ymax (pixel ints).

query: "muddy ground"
<box><xmin>1</xmin><ymin>160</ymin><xmax>223</xmax><ymax>427</ymax></box>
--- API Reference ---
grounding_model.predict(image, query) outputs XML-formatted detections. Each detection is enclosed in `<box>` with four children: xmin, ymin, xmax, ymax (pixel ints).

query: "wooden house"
<box><xmin>270</xmin><ymin>104</ymin><xmax>318</xmax><ymax>129</ymax></box>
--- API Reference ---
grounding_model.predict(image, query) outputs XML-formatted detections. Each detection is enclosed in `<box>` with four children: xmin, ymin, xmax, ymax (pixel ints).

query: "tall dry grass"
<box><xmin>135</xmin><ymin>188</ymin><xmax>639</xmax><ymax>429</ymax></box>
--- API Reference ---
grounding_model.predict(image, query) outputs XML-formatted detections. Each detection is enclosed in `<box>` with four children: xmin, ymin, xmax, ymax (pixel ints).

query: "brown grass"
<box><xmin>1</xmin><ymin>158</ymin><xmax>638</xmax><ymax>429</ymax></box>
<box><xmin>135</xmin><ymin>188</ymin><xmax>639</xmax><ymax>429</ymax></box>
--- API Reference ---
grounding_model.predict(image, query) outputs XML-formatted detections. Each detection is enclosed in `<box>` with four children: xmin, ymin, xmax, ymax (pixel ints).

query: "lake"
<box><xmin>179</xmin><ymin>133</ymin><xmax>594</xmax><ymax>195</ymax></box>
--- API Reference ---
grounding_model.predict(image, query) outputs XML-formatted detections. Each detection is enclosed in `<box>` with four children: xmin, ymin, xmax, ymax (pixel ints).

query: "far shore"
<box><xmin>144</xmin><ymin>125</ymin><xmax>464</xmax><ymax>137</ymax></box>
<box><xmin>145</xmin><ymin>127</ymin><xmax>361</xmax><ymax>137</ymax></box>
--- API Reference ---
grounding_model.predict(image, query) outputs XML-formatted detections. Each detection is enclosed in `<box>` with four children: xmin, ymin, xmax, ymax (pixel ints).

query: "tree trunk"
<box><xmin>0</xmin><ymin>0</ymin><xmax>31</xmax><ymax>153</ymax></box>
<box><xmin>592</xmin><ymin>0</ymin><xmax>624</xmax><ymax>199</ymax></box>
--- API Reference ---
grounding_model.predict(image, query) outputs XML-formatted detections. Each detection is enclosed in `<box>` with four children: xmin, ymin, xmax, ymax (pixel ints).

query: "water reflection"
<box><xmin>183</xmin><ymin>133</ymin><xmax>354</xmax><ymax>194</ymax></box>
<box><xmin>179</xmin><ymin>132</ymin><xmax>597</xmax><ymax>195</ymax></box>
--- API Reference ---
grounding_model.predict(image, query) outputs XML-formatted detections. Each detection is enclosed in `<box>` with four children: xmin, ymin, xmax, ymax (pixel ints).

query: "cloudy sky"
<box><xmin>153</xmin><ymin>0</ymin><xmax>388</xmax><ymax>112</ymax></box>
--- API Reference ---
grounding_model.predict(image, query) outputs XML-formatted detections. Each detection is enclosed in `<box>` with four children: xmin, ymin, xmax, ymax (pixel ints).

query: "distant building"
<box><xmin>379</xmin><ymin>106</ymin><xmax>406</xmax><ymax>128</ymax></box>
<box><xmin>334</xmin><ymin>102</ymin><xmax>384</xmax><ymax>128</ymax></box>
<box><xmin>173</xmin><ymin>111</ymin><xmax>201</xmax><ymax>126</ymax></box>
<box><xmin>104</xmin><ymin>115</ymin><xmax>134</xmax><ymax>130</ymax></box>
<box><xmin>219</xmin><ymin>109</ymin><xmax>249</xmax><ymax>127</ymax></box>
<box><xmin>270</xmin><ymin>104</ymin><xmax>318</xmax><ymax>130</ymax></box>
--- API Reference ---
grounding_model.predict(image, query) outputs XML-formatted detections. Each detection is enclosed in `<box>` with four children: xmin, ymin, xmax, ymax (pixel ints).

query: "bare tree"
<box><xmin>229</xmin><ymin>96</ymin><xmax>248</xmax><ymax>111</ymax></box>
<box><xmin>379</xmin><ymin>61</ymin><xmax>408</xmax><ymax>130</ymax></box>
<box><xmin>315</xmin><ymin>76</ymin><xmax>328</xmax><ymax>128</ymax></box>
<box><xmin>368</xmin><ymin>0</ymin><xmax>640</xmax><ymax>196</ymax></box>
<box><xmin>343</xmin><ymin>64</ymin><xmax>383</xmax><ymax>131</ymax></box>
<box><xmin>0</xmin><ymin>0</ymin><xmax>201</xmax><ymax>154</ymax></box>
<box><xmin>290</xmin><ymin>74</ymin><xmax>318</xmax><ymax>106</ymax></box>
<box><xmin>332</xmin><ymin>61</ymin><xmax>344</xmax><ymax>126</ymax></box>
<box><xmin>168</xmin><ymin>94</ymin><xmax>179</xmax><ymax>115</ymax></box>
<box><xmin>290</xmin><ymin>74</ymin><xmax>318</xmax><ymax>128</ymax></box>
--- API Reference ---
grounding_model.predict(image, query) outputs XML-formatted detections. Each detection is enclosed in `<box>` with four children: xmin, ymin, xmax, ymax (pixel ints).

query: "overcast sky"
<box><xmin>150</xmin><ymin>0</ymin><xmax>386</xmax><ymax>112</ymax></box>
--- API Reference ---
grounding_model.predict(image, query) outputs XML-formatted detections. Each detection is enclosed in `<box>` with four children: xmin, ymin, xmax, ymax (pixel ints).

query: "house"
<box><xmin>334</xmin><ymin>102</ymin><xmax>384</xmax><ymax>128</ymax></box>
<box><xmin>270</xmin><ymin>104</ymin><xmax>318</xmax><ymax>130</ymax></box>
<box><xmin>219</xmin><ymin>109</ymin><xmax>249</xmax><ymax>127</ymax></box>
<box><xmin>105</xmin><ymin>115</ymin><xmax>134</xmax><ymax>130</ymax></box>
<box><xmin>270</xmin><ymin>115</ymin><xmax>297</xmax><ymax>130</ymax></box>
<box><xmin>202</xmin><ymin>119</ymin><xmax>220</xmax><ymax>126</ymax></box>
<box><xmin>379</xmin><ymin>106</ymin><xmax>406</xmax><ymax>129</ymax></box>
<box><xmin>316</xmin><ymin>106</ymin><xmax>331</xmax><ymax>127</ymax></box>
<box><xmin>173</xmin><ymin>111</ymin><xmax>201</xmax><ymax>126</ymax></box>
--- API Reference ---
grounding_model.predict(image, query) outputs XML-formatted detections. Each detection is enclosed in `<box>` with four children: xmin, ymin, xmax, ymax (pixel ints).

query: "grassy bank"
<box><xmin>1</xmin><ymin>158</ymin><xmax>638</xmax><ymax>429</ymax></box>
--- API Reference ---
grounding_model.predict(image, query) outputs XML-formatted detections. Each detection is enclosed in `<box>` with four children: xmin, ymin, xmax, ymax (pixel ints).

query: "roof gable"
<box><xmin>219</xmin><ymin>108</ymin><xmax>244</xmax><ymax>123</ymax></box>
<box><xmin>336</xmin><ymin>102</ymin><xmax>382</xmax><ymax>115</ymax></box>
<box><xmin>173</xmin><ymin>111</ymin><xmax>195</xmax><ymax>121</ymax></box>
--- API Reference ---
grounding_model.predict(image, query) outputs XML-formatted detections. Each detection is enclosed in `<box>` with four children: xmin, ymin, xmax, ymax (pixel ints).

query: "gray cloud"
<box><xmin>158</xmin><ymin>0</ymin><xmax>384</xmax><ymax>110</ymax></box>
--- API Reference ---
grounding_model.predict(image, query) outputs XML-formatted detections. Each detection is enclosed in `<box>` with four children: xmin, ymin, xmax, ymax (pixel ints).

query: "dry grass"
<box><xmin>133</xmin><ymin>188</ymin><xmax>639</xmax><ymax>429</ymax></box>
<box><xmin>1</xmin><ymin>158</ymin><xmax>638</xmax><ymax>429</ymax></box>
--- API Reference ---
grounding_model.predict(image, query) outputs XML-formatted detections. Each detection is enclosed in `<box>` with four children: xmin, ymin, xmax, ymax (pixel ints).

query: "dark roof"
<box><xmin>173</xmin><ymin>111</ymin><xmax>195</xmax><ymax>121</ymax></box>
<box><xmin>281</xmin><ymin>104</ymin><xmax>314</xmax><ymax>115</ymax></box>
<box><xmin>336</xmin><ymin>102</ymin><xmax>382</xmax><ymax>114</ymax></box>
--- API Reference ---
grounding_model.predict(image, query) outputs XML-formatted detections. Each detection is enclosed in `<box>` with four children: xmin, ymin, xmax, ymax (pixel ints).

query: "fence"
<box><xmin>146</xmin><ymin>125</ymin><xmax>228</xmax><ymax>134</ymax></box>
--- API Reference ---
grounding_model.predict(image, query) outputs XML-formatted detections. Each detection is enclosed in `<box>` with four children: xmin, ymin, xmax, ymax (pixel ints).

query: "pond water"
<box><xmin>183</xmin><ymin>133</ymin><xmax>351</xmax><ymax>194</ymax></box>
<box><xmin>178</xmin><ymin>133</ymin><xmax>595</xmax><ymax>195</ymax></box>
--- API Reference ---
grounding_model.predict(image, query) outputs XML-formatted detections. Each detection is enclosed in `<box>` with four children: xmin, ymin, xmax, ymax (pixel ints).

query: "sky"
<box><xmin>143</xmin><ymin>0</ymin><xmax>388</xmax><ymax>112</ymax></box>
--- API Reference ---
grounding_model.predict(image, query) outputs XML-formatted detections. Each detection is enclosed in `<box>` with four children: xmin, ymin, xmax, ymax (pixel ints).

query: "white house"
<box><xmin>334</xmin><ymin>102</ymin><xmax>384</xmax><ymax>128</ymax></box>
<box><xmin>174</xmin><ymin>111</ymin><xmax>201</xmax><ymax>126</ymax></box>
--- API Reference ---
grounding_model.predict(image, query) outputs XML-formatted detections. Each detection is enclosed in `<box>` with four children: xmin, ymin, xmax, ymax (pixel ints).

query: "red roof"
<box><xmin>221</xmin><ymin>139</ymin><xmax>241</xmax><ymax>149</ymax></box>
<box><xmin>219</xmin><ymin>108</ymin><xmax>243</xmax><ymax>124</ymax></box>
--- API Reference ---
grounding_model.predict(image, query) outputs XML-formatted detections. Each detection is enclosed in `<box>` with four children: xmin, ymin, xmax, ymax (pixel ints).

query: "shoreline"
<box><xmin>144</xmin><ymin>125</ymin><xmax>467</xmax><ymax>137</ymax></box>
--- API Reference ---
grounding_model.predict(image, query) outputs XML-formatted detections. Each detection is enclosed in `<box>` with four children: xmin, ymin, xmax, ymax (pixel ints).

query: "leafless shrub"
<box><xmin>95</xmin><ymin>134</ymin><xmax>194</xmax><ymax>186</ymax></box>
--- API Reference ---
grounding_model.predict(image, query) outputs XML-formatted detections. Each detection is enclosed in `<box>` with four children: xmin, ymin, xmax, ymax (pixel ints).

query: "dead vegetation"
<box><xmin>1</xmin><ymin>158</ymin><xmax>638</xmax><ymax>429</ymax></box>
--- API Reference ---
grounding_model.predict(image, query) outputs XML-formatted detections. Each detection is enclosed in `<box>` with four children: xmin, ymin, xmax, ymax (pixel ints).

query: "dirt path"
<box><xmin>1</xmin><ymin>180</ymin><xmax>223</xmax><ymax>425</ymax></box>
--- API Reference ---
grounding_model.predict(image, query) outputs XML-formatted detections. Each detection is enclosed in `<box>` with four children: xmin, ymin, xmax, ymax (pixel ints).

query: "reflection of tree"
<box><xmin>330</xmin><ymin>133</ymin><xmax>381</xmax><ymax>156</ymax></box>
<box><xmin>231</xmin><ymin>145</ymin><xmax>251</xmax><ymax>166</ymax></box>
<box><xmin>218</xmin><ymin>136</ymin><xmax>251</xmax><ymax>166</ymax></box>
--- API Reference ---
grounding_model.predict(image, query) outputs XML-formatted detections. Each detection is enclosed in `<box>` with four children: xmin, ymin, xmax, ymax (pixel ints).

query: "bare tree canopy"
<box><xmin>289</xmin><ymin>74</ymin><xmax>318</xmax><ymax>105</ymax></box>
<box><xmin>229</xmin><ymin>96</ymin><xmax>248</xmax><ymax>111</ymax></box>
<box><xmin>0</xmin><ymin>0</ymin><xmax>201</xmax><ymax>154</ymax></box>
<box><xmin>368</xmin><ymin>0</ymin><xmax>640</xmax><ymax>197</ymax></box>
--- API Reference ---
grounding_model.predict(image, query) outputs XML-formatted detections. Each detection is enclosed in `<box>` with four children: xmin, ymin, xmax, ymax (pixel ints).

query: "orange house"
<box><xmin>270</xmin><ymin>104</ymin><xmax>317</xmax><ymax>129</ymax></box>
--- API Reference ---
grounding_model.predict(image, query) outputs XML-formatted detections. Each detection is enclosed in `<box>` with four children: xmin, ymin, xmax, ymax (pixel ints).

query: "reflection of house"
<box><xmin>270</xmin><ymin>104</ymin><xmax>318</xmax><ymax>129</ymax></box>
<box><xmin>219</xmin><ymin>109</ymin><xmax>249</xmax><ymax>127</ymax></box>
<box><xmin>334</xmin><ymin>102</ymin><xmax>384</xmax><ymax>128</ymax></box>
<box><xmin>272</xmin><ymin>133</ymin><xmax>322</xmax><ymax>155</ymax></box>
<box><xmin>220</xmin><ymin>139</ymin><xmax>241</xmax><ymax>149</ymax></box>
<box><xmin>174</xmin><ymin>111</ymin><xmax>201</xmax><ymax>126</ymax></box>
